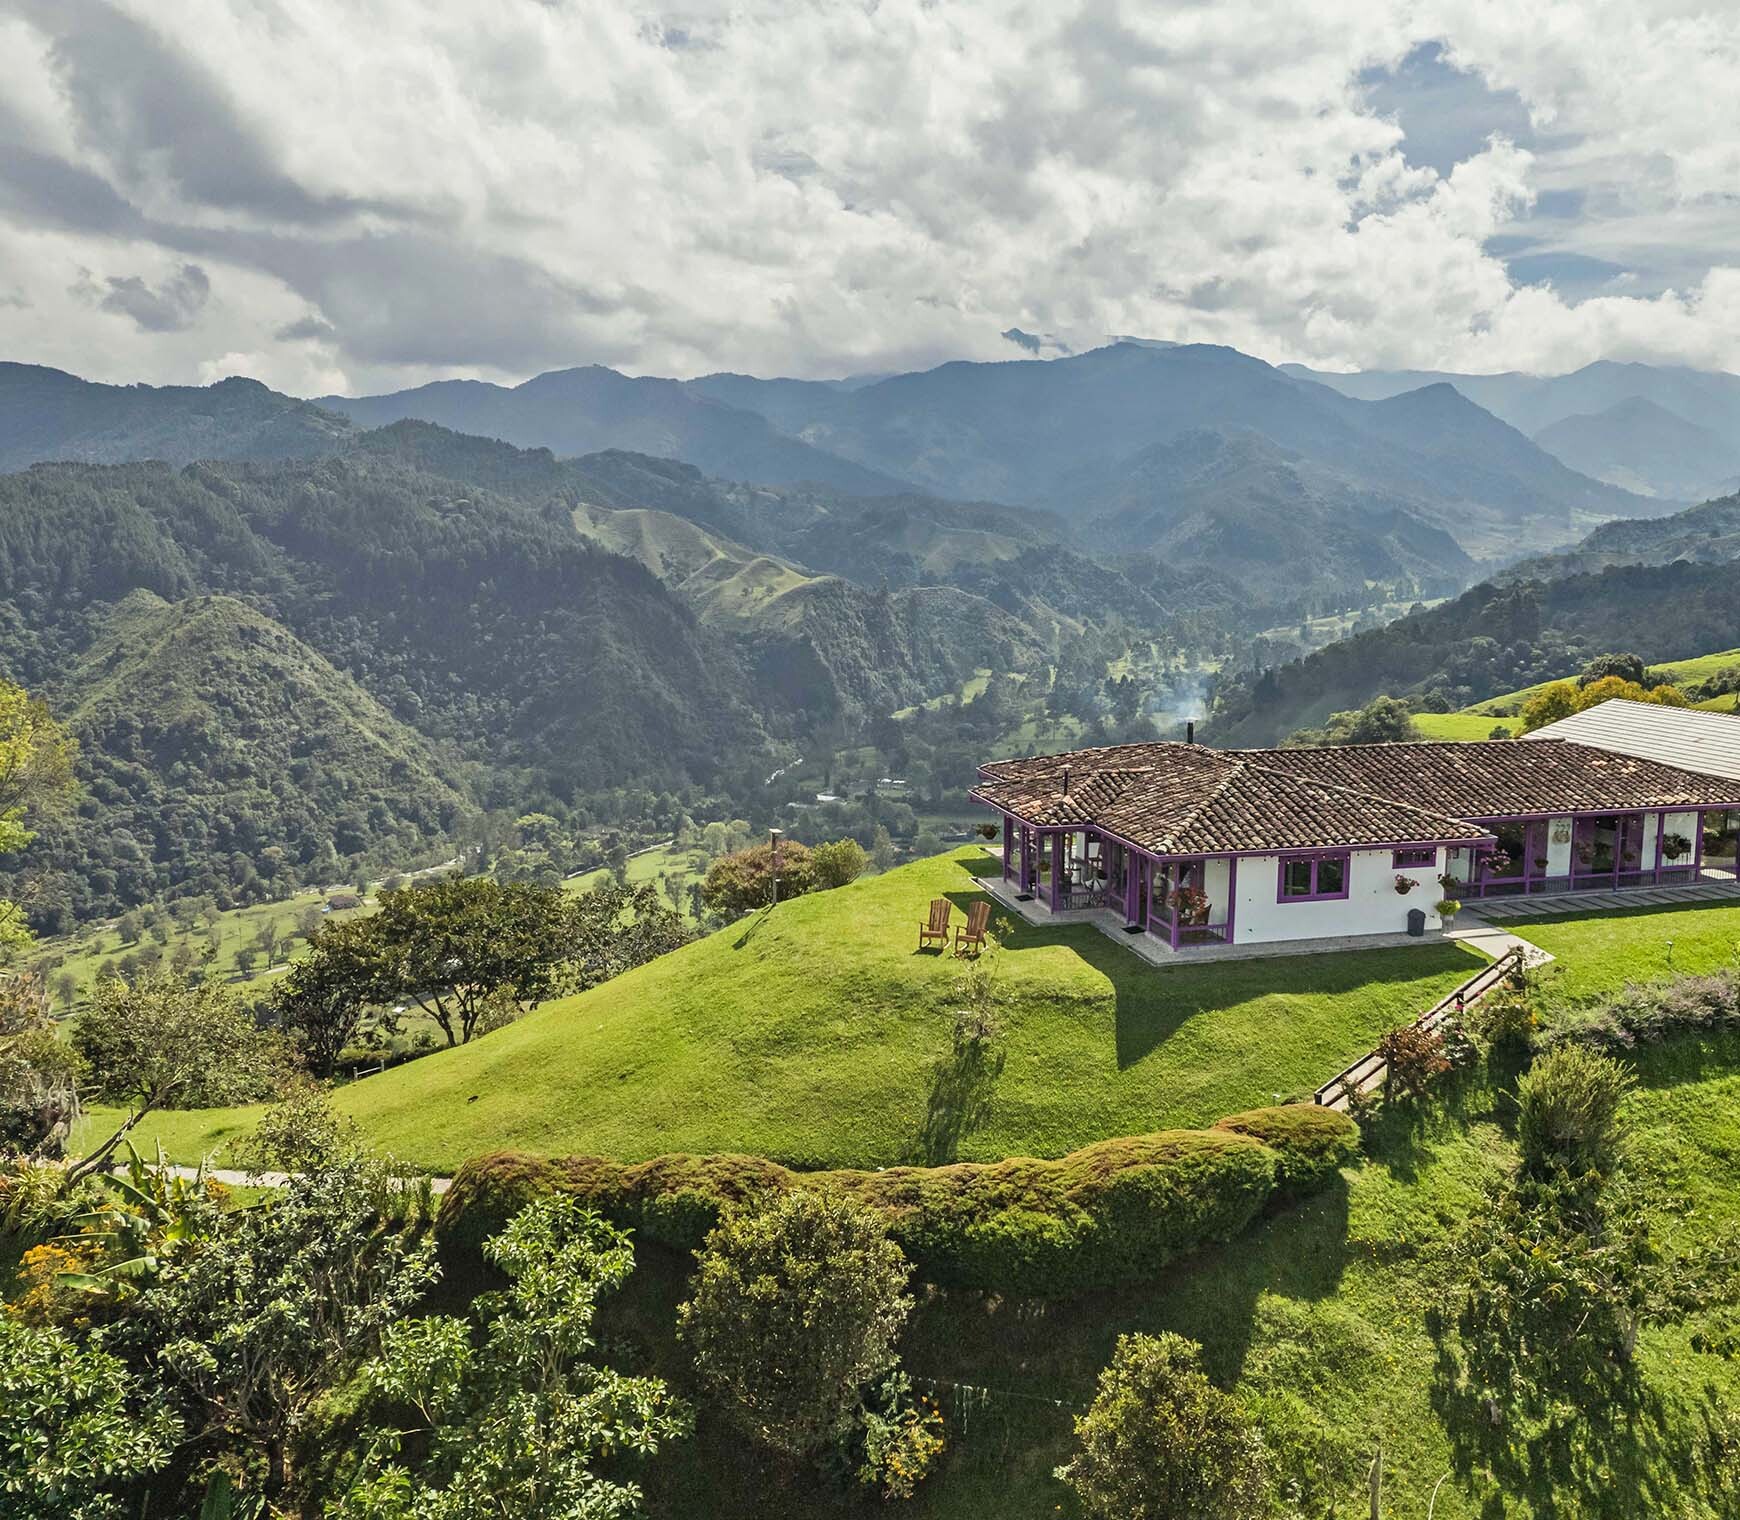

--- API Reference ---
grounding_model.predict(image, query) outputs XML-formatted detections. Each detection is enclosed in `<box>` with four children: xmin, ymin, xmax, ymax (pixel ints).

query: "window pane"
<box><xmin>1315</xmin><ymin>855</ymin><xmax>1347</xmax><ymax>895</ymax></box>
<box><xmin>1281</xmin><ymin>859</ymin><xmax>1313</xmax><ymax>897</ymax></box>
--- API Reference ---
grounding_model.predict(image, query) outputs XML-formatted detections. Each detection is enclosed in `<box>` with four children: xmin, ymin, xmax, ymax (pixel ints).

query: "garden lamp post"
<box><xmin>769</xmin><ymin>827</ymin><xmax>783</xmax><ymax>907</ymax></box>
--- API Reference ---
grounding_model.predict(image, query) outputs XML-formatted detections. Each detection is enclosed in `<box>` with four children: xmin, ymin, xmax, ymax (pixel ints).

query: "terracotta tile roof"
<box><xmin>972</xmin><ymin>742</ymin><xmax>1488</xmax><ymax>855</ymax></box>
<box><xmin>972</xmin><ymin>735</ymin><xmax>1740</xmax><ymax>857</ymax></box>
<box><xmin>1248</xmin><ymin>739</ymin><xmax>1740</xmax><ymax>817</ymax></box>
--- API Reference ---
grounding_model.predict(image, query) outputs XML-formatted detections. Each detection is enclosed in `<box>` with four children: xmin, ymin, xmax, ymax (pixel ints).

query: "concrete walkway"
<box><xmin>1446</xmin><ymin>921</ymin><xmax>1555</xmax><ymax>969</ymax></box>
<box><xmin>976</xmin><ymin>873</ymin><xmax>1524</xmax><ymax>968</ymax></box>
<box><xmin>1466</xmin><ymin>878</ymin><xmax>1740</xmax><ymax>920</ymax></box>
<box><xmin>154</xmin><ymin>1163</ymin><xmax>451</xmax><ymax>1194</ymax></box>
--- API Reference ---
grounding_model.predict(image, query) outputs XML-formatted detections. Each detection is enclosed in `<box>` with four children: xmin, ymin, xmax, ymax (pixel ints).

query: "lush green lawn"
<box><xmin>1412</xmin><ymin>710</ymin><xmax>1514</xmax><ymax>742</ymax></box>
<box><xmin>1518</xmin><ymin>900</ymin><xmax>1740</xmax><ymax>998</ymax></box>
<box><xmin>83</xmin><ymin>849</ymin><xmax>1482</xmax><ymax>1173</ymax></box>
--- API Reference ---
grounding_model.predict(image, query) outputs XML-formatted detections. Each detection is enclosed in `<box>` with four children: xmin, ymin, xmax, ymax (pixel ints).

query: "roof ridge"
<box><xmin>1153</xmin><ymin>755</ymin><xmax>1253</xmax><ymax>849</ymax></box>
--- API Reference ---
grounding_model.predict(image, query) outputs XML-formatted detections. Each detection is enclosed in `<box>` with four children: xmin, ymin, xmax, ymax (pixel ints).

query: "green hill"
<box><xmin>29</xmin><ymin>590</ymin><xmax>469</xmax><ymax>922</ymax></box>
<box><xmin>94</xmin><ymin>849</ymin><xmax>1483</xmax><ymax>1174</ymax></box>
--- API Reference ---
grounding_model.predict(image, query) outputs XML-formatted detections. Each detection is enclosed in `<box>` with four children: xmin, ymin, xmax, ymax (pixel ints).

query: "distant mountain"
<box><xmin>1082</xmin><ymin>428</ymin><xmax>1472</xmax><ymax>602</ymax></box>
<box><xmin>1285</xmin><ymin>358</ymin><xmax>1740</xmax><ymax>500</ymax></box>
<box><xmin>689</xmin><ymin>342</ymin><xmax>1661</xmax><ymax>558</ymax></box>
<box><xmin>0</xmin><ymin>362</ymin><xmax>351</xmax><ymax>470</ymax></box>
<box><xmin>317</xmin><ymin>366</ymin><xmax>902</xmax><ymax>496</ymax></box>
<box><xmin>1504</xmin><ymin>492</ymin><xmax>1740</xmax><ymax>582</ymax></box>
<box><xmin>1531</xmin><ymin>398</ymin><xmax>1740</xmax><ymax>501</ymax></box>
<box><xmin>1208</xmin><ymin>558</ymin><xmax>1740</xmax><ymax>746</ymax></box>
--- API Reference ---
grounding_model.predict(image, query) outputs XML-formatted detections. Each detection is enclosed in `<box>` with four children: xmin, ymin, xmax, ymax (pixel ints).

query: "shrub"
<box><xmin>1056</xmin><ymin>1331</ymin><xmax>1271</xmax><ymax>1519</ymax></box>
<box><xmin>1378</xmin><ymin>1023</ymin><xmax>1451</xmax><ymax>1101</ymax></box>
<box><xmin>1537</xmin><ymin>970</ymin><xmax>1740</xmax><ymax>1054</ymax></box>
<box><xmin>679</xmin><ymin>1190</ymin><xmax>912</xmax><ymax>1459</ymax></box>
<box><xmin>437</xmin><ymin>1107</ymin><xmax>1348</xmax><ymax>1298</ymax></box>
<box><xmin>1464</xmin><ymin>983</ymin><xmax>1536</xmax><ymax>1049</ymax></box>
<box><xmin>1516</xmin><ymin>1045</ymin><xmax>1635</xmax><ymax>1177</ymax></box>
<box><xmin>1212</xmin><ymin>1106</ymin><xmax>1360</xmax><ymax>1198</ymax></box>
<box><xmin>810</xmin><ymin>837</ymin><xmax>868</xmax><ymax>890</ymax></box>
<box><xmin>699</xmin><ymin>840</ymin><xmax>817</xmax><ymax>918</ymax></box>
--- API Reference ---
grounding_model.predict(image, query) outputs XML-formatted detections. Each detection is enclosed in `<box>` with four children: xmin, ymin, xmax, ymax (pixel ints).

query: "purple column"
<box><xmin>1652</xmin><ymin>808</ymin><xmax>1666</xmax><ymax>884</ymax></box>
<box><xmin>1051</xmin><ymin>832</ymin><xmax>1066</xmax><ymax>911</ymax></box>
<box><xmin>1002</xmin><ymin>815</ymin><xmax>1013</xmax><ymax>882</ymax></box>
<box><xmin>1225</xmin><ymin>855</ymin><xmax>1239</xmax><ymax>945</ymax></box>
<box><xmin>1124</xmin><ymin>850</ymin><xmax>1140</xmax><ymax>923</ymax></box>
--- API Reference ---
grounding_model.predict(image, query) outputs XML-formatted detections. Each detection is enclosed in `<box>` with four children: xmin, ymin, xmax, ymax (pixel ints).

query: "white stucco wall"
<box><xmin>1232</xmin><ymin>846</ymin><xmax>1444</xmax><ymax>945</ymax></box>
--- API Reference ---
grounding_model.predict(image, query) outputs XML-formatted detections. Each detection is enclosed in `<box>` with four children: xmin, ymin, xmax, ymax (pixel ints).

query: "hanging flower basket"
<box><xmin>1394</xmin><ymin>874</ymin><xmax>1419</xmax><ymax>895</ymax></box>
<box><xmin>1662</xmin><ymin>833</ymin><xmax>1692</xmax><ymax>861</ymax></box>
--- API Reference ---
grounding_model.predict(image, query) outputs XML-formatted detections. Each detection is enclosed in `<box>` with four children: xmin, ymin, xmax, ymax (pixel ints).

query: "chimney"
<box><xmin>1061</xmin><ymin>766</ymin><xmax>1070</xmax><ymax>795</ymax></box>
<box><xmin>1185</xmin><ymin>721</ymin><xmax>1195</xmax><ymax>745</ymax></box>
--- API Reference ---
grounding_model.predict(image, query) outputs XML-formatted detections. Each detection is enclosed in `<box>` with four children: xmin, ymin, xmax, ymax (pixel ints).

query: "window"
<box><xmin>1277</xmin><ymin>851</ymin><xmax>1351</xmax><ymax>901</ymax></box>
<box><xmin>1393</xmin><ymin>847</ymin><xmax>1436</xmax><ymax>869</ymax></box>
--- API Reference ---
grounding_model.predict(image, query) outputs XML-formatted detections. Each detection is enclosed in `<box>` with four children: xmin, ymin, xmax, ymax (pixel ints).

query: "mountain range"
<box><xmin>1286</xmin><ymin>358</ymin><xmax>1740</xmax><ymax>503</ymax></box>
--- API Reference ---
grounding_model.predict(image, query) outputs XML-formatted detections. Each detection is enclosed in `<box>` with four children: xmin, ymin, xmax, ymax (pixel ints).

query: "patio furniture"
<box><xmin>919</xmin><ymin>898</ymin><xmax>952</xmax><ymax>951</ymax></box>
<box><xmin>954</xmin><ymin>900</ymin><xmax>991</xmax><ymax>957</ymax></box>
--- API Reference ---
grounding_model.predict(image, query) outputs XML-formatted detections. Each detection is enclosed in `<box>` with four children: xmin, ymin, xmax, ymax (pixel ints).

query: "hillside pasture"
<box><xmin>83</xmin><ymin>849</ymin><xmax>1482</xmax><ymax>1174</ymax></box>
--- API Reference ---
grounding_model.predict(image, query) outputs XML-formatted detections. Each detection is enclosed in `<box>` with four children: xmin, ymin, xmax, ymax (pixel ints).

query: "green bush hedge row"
<box><xmin>434</xmin><ymin>1105</ymin><xmax>1359</xmax><ymax>1298</ymax></box>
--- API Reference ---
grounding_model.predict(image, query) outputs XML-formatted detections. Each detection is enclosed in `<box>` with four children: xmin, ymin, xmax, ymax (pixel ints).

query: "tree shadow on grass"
<box><xmin>916</xmin><ymin>1031</ymin><xmax>1007</xmax><ymax>1165</ymax></box>
<box><xmin>1427</xmin><ymin>1302</ymin><xmax>1683</xmax><ymax>1519</ymax></box>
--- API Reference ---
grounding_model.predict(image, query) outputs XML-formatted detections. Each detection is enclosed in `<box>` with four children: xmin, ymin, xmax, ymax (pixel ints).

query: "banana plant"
<box><xmin>53</xmin><ymin>1140</ymin><xmax>229</xmax><ymax>1293</ymax></box>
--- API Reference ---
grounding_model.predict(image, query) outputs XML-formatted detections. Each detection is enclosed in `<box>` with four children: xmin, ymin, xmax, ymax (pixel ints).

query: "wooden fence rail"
<box><xmin>1315</xmin><ymin>945</ymin><xmax>1526</xmax><ymax>1111</ymax></box>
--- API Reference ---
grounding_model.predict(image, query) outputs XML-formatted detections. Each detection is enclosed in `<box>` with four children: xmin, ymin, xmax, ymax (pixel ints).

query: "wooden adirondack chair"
<box><xmin>954</xmin><ymin>899</ymin><xmax>991</xmax><ymax>957</ymax></box>
<box><xmin>919</xmin><ymin>898</ymin><xmax>952</xmax><ymax>951</ymax></box>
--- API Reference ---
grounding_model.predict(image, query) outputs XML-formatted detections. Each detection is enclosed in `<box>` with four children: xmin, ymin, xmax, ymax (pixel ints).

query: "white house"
<box><xmin>971</xmin><ymin>730</ymin><xmax>1740</xmax><ymax>954</ymax></box>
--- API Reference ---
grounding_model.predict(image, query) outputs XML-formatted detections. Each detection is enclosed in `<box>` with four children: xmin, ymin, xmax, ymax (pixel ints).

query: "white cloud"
<box><xmin>0</xmin><ymin>0</ymin><xmax>1735</xmax><ymax>391</ymax></box>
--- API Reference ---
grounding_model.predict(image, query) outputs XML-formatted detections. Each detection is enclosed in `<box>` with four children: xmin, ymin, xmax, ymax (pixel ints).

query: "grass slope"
<box><xmin>93</xmin><ymin>849</ymin><xmax>1482</xmax><ymax>1173</ymax></box>
<box><xmin>1414</xmin><ymin>646</ymin><xmax>1740</xmax><ymax>739</ymax></box>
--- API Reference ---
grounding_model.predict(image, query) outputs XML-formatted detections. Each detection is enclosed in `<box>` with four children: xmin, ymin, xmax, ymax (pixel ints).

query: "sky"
<box><xmin>1</xmin><ymin>0</ymin><xmax>1737</xmax><ymax>396</ymax></box>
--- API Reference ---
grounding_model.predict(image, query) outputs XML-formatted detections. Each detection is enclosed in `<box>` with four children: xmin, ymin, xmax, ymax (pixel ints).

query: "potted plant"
<box><xmin>1170</xmin><ymin>885</ymin><xmax>1210</xmax><ymax>926</ymax></box>
<box><xmin>1394</xmin><ymin>874</ymin><xmax>1418</xmax><ymax>895</ymax></box>
<box><xmin>1435</xmin><ymin>897</ymin><xmax>1462</xmax><ymax>930</ymax></box>
<box><xmin>1533</xmin><ymin>855</ymin><xmax>1549</xmax><ymax>871</ymax></box>
<box><xmin>1662</xmin><ymin>833</ymin><xmax>1692</xmax><ymax>861</ymax></box>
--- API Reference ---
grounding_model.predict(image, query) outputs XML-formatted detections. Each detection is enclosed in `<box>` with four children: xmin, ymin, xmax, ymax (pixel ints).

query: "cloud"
<box><xmin>81</xmin><ymin>260</ymin><xmax>210</xmax><ymax>331</ymax></box>
<box><xmin>0</xmin><ymin>0</ymin><xmax>1735</xmax><ymax>393</ymax></box>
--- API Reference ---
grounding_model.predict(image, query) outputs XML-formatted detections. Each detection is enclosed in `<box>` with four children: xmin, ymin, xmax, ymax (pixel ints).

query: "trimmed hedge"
<box><xmin>435</xmin><ymin>1105</ymin><xmax>1358</xmax><ymax>1298</ymax></box>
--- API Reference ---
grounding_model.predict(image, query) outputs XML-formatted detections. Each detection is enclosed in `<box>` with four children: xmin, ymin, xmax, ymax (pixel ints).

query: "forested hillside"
<box><xmin>1209</xmin><ymin>560</ymin><xmax>1740</xmax><ymax>745</ymax></box>
<box><xmin>1503</xmin><ymin>491</ymin><xmax>1740</xmax><ymax>582</ymax></box>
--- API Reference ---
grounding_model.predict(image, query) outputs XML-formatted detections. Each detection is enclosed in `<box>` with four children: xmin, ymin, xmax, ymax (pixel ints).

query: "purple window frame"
<box><xmin>1392</xmin><ymin>847</ymin><xmax>1436</xmax><ymax>869</ymax></box>
<box><xmin>1276</xmin><ymin>850</ymin><xmax>1351</xmax><ymax>903</ymax></box>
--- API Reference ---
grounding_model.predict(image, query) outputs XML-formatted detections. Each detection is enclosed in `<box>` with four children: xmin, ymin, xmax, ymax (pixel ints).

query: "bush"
<box><xmin>1377</xmin><ymin>1023</ymin><xmax>1451</xmax><ymax>1101</ymax></box>
<box><xmin>1056</xmin><ymin>1331</ymin><xmax>1271</xmax><ymax>1519</ymax></box>
<box><xmin>679</xmin><ymin>1190</ymin><xmax>912</xmax><ymax>1458</ymax></box>
<box><xmin>810</xmin><ymin>837</ymin><xmax>868</xmax><ymax>890</ymax></box>
<box><xmin>1537</xmin><ymin>970</ymin><xmax>1740</xmax><ymax>1054</ymax></box>
<box><xmin>437</xmin><ymin>1106</ymin><xmax>1356</xmax><ymax>1298</ymax></box>
<box><xmin>1516</xmin><ymin>1045</ymin><xmax>1635</xmax><ymax>1177</ymax></box>
<box><xmin>1464</xmin><ymin>984</ymin><xmax>1536</xmax><ymax>1049</ymax></box>
<box><xmin>1212</xmin><ymin>1105</ymin><xmax>1360</xmax><ymax>1198</ymax></box>
<box><xmin>699</xmin><ymin>840</ymin><xmax>816</xmax><ymax>918</ymax></box>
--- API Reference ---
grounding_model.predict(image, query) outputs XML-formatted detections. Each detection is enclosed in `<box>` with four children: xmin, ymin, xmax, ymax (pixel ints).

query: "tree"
<box><xmin>337</xmin><ymin>1197</ymin><xmax>690</xmax><ymax>1519</ymax></box>
<box><xmin>113</xmin><ymin>1137</ymin><xmax>438</xmax><ymax>1498</ymax></box>
<box><xmin>1056</xmin><ymin>1332</ymin><xmax>1271</xmax><ymax>1520</ymax></box>
<box><xmin>1516</xmin><ymin>1044</ymin><xmax>1635</xmax><ymax>1178</ymax></box>
<box><xmin>563</xmin><ymin>880</ymin><xmax>689</xmax><ymax>993</ymax></box>
<box><xmin>870</xmin><ymin>825</ymin><xmax>897</xmax><ymax>873</ymax></box>
<box><xmin>0</xmin><ymin>1317</ymin><xmax>181</xmax><ymax>1520</ymax></box>
<box><xmin>253</xmin><ymin>919</ymin><xmax>282</xmax><ymax>968</ymax></box>
<box><xmin>269</xmin><ymin>924</ymin><xmax>386</xmax><ymax>1078</ymax></box>
<box><xmin>0</xmin><ymin>680</ymin><xmax>77</xmax><ymax>960</ymax></box>
<box><xmin>66</xmin><ymin>970</ymin><xmax>269</xmax><ymax>1183</ymax></box>
<box><xmin>810</xmin><ymin>836</ymin><xmax>868</xmax><ymax>890</ymax></box>
<box><xmin>699</xmin><ymin>839</ymin><xmax>817</xmax><ymax>920</ymax></box>
<box><xmin>301</xmin><ymin>875</ymin><xmax>584</xmax><ymax>1047</ymax></box>
<box><xmin>679</xmin><ymin>1190</ymin><xmax>913</xmax><ymax>1459</ymax></box>
<box><xmin>1577</xmin><ymin>651</ymin><xmax>1648</xmax><ymax>687</ymax></box>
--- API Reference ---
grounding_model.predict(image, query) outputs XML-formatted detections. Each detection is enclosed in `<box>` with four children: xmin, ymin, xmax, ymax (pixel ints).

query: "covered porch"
<box><xmin>995</xmin><ymin>815</ymin><xmax>1238</xmax><ymax>951</ymax></box>
<box><xmin>1450</xmin><ymin>806</ymin><xmax>1740</xmax><ymax>900</ymax></box>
